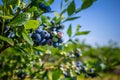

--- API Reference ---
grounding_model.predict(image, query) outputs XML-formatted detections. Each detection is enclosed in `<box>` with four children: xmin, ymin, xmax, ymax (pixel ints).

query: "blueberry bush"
<box><xmin>0</xmin><ymin>0</ymin><xmax>97</xmax><ymax>79</ymax></box>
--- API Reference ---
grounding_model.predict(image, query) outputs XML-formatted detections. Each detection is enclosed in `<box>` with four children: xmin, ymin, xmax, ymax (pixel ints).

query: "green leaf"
<box><xmin>67</xmin><ymin>0</ymin><xmax>76</xmax><ymax>16</ymax></box>
<box><xmin>61</xmin><ymin>76</ymin><xmax>77</xmax><ymax>80</ymax></box>
<box><xmin>60</xmin><ymin>0</ymin><xmax>63</xmax><ymax>10</ymax></box>
<box><xmin>75</xmin><ymin>31</ymin><xmax>90</xmax><ymax>36</ymax></box>
<box><xmin>0</xmin><ymin>36</ymin><xmax>14</xmax><ymax>46</ymax></box>
<box><xmin>22</xmin><ymin>30</ymin><xmax>33</xmax><ymax>46</ymax></box>
<box><xmin>63</xmin><ymin>16</ymin><xmax>80</xmax><ymax>22</ymax></box>
<box><xmin>33</xmin><ymin>46</ymin><xmax>45</xmax><ymax>52</ymax></box>
<box><xmin>9</xmin><ymin>13</ymin><xmax>31</xmax><ymax>27</ymax></box>
<box><xmin>54</xmin><ymin>12</ymin><xmax>65</xmax><ymax>24</ymax></box>
<box><xmin>76</xmin><ymin>24</ymin><xmax>81</xmax><ymax>31</ymax></box>
<box><xmin>0</xmin><ymin>15</ymin><xmax>13</xmax><ymax>19</ymax></box>
<box><xmin>41</xmin><ymin>15</ymin><xmax>48</xmax><ymax>23</ymax></box>
<box><xmin>44</xmin><ymin>0</ymin><xmax>54</xmax><ymax>6</ymax></box>
<box><xmin>52</xmin><ymin>70</ymin><xmax>61</xmax><ymax>80</ymax></box>
<box><xmin>67</xmin><ymin>24</ymin><xmax>72</xmax><ymax>37</ymax></box>
<box><xmin>65</xmin><ymin>0</ymin><xmax>69</xmax><ymax>2</ymax></box>
<box><xmin>4</xmin><ymin>0</ymin><xmax>20</xmax><ymax>8</ymax></box>
<box><xmin>28</xmin><ymin>6</ymin><xmax>38</xmax><ymax>13</ymax></box>
<box><xmin>81</xmin><ymin>0</ymin><xmax>96</xmax><ymax>10</ymax></box>
<box><xmin>75</xmin><ymin>0</ymin><xmax>96</xmax><ymax>13</ymax></box>
<box><xmin>24</xmin><ymin>20</ymin><xmax>40</xmax><ymax>30</ymax></box>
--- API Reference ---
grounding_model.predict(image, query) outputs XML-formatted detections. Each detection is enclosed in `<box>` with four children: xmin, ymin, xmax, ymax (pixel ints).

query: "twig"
<box><xmin>0</xmin><ymin>43</ymin><xmax>10</xmax><ymax>54</ymax></box>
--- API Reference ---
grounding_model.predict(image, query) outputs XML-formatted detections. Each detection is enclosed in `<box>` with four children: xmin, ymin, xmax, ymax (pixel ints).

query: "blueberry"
<box><xmin>58</xmin><ymin>38</ymin><xmax>63</xmax><ymax>43</ymax></box>
<box><xmin>40</xmin><ymin>39</ymin><xmax>47</xmax><ymax>45</ymax></box>
<box><xmin>74</xmin><ymin>48</ymin><xmax>82</xmax><ymax>57</ymax></box>
<box><xmin>57</xmin><ymin>24</ymin><xmax>64</xmax><ymax>30</ymax></box>
<box><xmin>53</xmin><ymin>42</ymin><xmax>59</xmax><ymax>47</ymax></box>
<box><xmin>51</xmin><ymin>21</ymin><xmax>55</xmax><ymax>25</ymax></box>
<box><xmin>35</xmin><ymin>28</ymin><xmax>42</xmax><ymax>34</ymax></box>
<box><xmin>77</xmin><ymin>61</ymin><xmax>83</xmax><ymax>67</ymax></box>
<box><xmin>39</xmin><ymin>3</ymin><xmax>51</xmax><ymax>13</ymax></box>
<box><xmin>8</xmin><ymin>32</ymin><xmax>15</xmax><ymax>38</ymax></box>
<box><xmin>47</xmin><ymin>39</ymin><xmax>53</xmax><ymax>46</ymax></box>
<box><xmin>85</xmin><ymin>73</ymin><xmax>89</xmax><ymax>78</ymax></box>
<box><xmin>44</xmin><ymin>6</ymin><xmax>51</xmax><ymax>12</ymax></box>
<box><xmin>63</xmin><ymin>71</ymin><xmax>70</xmax><ymax>78</ymax></box>
<box><xmin>43</xmin><ymin>23</ymin><xmax>47</xmax><ymax>27</ymax></box>
<box><xmin>32</xmin><ymin>33</ymin><xmax>41</xmax><ymax>42</ymax></box>
<box><xmin>17</xmin><ymin>73</ymin><xmax>27</xmax><ymax>79</ymax></box>
<box><xmin>89</xmin><ymin>68</ymin><xmax>94</xmax><ymax>73</ymax></box>
<box><xmin>4</xmin><ymin>26</ymin><xmax>10</xmax><ymax>33</ymax></box>
<box><xmin>40</xmin><ymin>30</ymin><xmax>48</xmax><ymax>38</ymax></box>
<box><xmin>50</xmin><ymin>27</ymin><xmax>56</xmax><ymax>31</ymax></box>
<box><xmin>45</xmin><ymin>32</ymin><xmax>51</xmax><ymax>39</ymax></box>
<box><xmin>74</xmin><ymin>52</ymin><xmax>82</xmax><ymax>57</ymax></box>
<box><xmin>39</xmin><ymin>3</ymin><xmax>46</xmax><ymax>9</ymax></box>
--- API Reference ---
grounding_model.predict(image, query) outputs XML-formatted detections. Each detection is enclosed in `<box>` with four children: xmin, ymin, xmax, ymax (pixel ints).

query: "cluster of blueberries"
<box><xmin>3</xmin><ymin>27</ymin><xmax>15</xmax><ymax>38</ymax></box>
<box><xmin>39</xmin><ymin>2</ymin><xmax>51</xmax><ymax>13</ymax></box>
<box><xmin>60</xmin><ymin>48</ymin><xmax>97</xmax><ymax>78</ymax></box>
<box><xmin>31</xmin><ymin>21</ymin><xmax>64</xmax><ymax>48</ymax></box>
<box><xmin>67</xmin><ymin>48</ymin><xmax>82</xmax><ymax>58</ymax></box>
<box><xmin>61</xmin><ymin>60</ymin><xmax>97</xmax><ymax>78</ymax></box>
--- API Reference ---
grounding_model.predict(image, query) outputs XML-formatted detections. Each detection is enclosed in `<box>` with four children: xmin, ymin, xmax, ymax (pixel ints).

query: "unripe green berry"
<box><xmin>52</xmin><ymin>37</ymin><xmax>58</xmax><ymax>42</ymax></box>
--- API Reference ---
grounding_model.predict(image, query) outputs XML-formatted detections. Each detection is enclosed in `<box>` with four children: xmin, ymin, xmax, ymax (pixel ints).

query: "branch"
<box><xmin>0</xmin><ymin>43</ymin><xmax>10</xmax><ymax>54</ymax></box>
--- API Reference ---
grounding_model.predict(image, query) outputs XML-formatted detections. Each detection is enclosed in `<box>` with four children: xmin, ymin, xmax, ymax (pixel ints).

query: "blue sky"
<box><xmin>0</xmin><ymin>0</ymin><xmax>120</xmax><ymax>46</ymax></box>
<box><xmin>50</xmin><ymin>0</ymin><xmax>120</xmax><ymax>46</ymax></box>
<box><xmin>77</xmin><ymin>0</ymin><xmax>120</xmax><ymax>46</ymax></box>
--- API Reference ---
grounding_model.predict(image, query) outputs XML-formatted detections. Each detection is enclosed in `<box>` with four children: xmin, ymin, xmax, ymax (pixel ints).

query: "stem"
<box><xmin>0</xmin><ymin>43</ymin><xmax>9</xmax><ymax>54</ymax></box>
<box><xmin>23</xmin><ymin>2</ymin><xmax>32</xmax><ymax>12</ymax></box>
<box><xmin>1</xmin><ymin>19</ymin><xmax>5</xmax><ymax>35</ymax></box>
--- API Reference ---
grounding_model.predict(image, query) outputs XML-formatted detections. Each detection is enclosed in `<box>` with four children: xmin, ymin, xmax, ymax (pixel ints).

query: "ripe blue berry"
<box><xmin>57</xmin><ymin>25</ymin><xmax>64</xmax><ymax>30</ymax></box>
<box><xmin>58</xmin><ymin>38</ymin><xmax>63</xmax><ymax>43</ymax></box>
<box><xmin>40</xmin><ymin>39</ymin><xmax>47</xmax><ymax>45</ymax></box>
<box><xmin>77</xmin><ymin>61</ymin><xmax>82</xmax><ymax>67</ymax></box>
<box><xmin>51</xmin><ymin>21</ymin><xmax>55</xmax><ymax>25</ymax></box>
<box><xmin>32</xmin><ymin>33</ymin><xmax>41</xmax><ymax>42</ymax></box>
<box><xmin>35</xmin><ymin>28</ymin><xmax>42</xmax><ymax>34</ymax></box>
<box><xmin>45</xmin><ymin>32</ymin><xmax>51</xmax><ymax>39</ymax></box>
<box><xmin>53</xmin><ymin>42</ymin><xmax>59</xmax><ymax>48</ymax></box>
<box><xmin>40</xmin><ymin>30</ymin><xmax>48</xmax><ymax>38</ymax></box>
<box><xmin>85</xmin><ymin>73</ymin><xmax>89</xmax><ymax>78</ymax></box>
<box><xmin>44</xmin><ymin>6</ymin><xmax>51</xmax><ymax>12</ymax></box>
<box><xmin>4</xmin><ymin>27</ymin><xmax>10</xmax><ymax>33</ymax></box>
<box><xmin>8</xmin><ymin>32</ymin><xmax>15</xmax><ymax>38</ymax></box>
<box><xmin>17</xmin><ymin>73</ymin><xmax>27</xmax><ymax>79</ymax></box>
<box><xmin>89</xmin><ymin>68</ymin><xmax>94</xmax><ymax>73</ymax></box>
<box><xmin>63</xmin><ymin>71</ymin><xmax>70</xmax><ymax>78</ymax></box>
<box><xmin>43</xmin><ymin>23</ymin><xmax>47</xmax><ymax>27</ymax></box>
<box><xmin>39</xmin><ymin>3</ymin><xmax>46</xmax><ymax>9</ymax></box>
<box><xmin>47</xmin><ymin>39</ymin><xmax>53</xmax><ymax>46</ymax></box>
